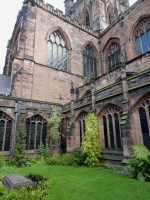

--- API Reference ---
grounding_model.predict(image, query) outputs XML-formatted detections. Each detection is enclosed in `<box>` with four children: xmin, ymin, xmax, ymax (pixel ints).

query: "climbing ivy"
<box><xmin>81</xmin><ymin>113</ymin><xmax>101</xmax><ymax>167</ymax></box>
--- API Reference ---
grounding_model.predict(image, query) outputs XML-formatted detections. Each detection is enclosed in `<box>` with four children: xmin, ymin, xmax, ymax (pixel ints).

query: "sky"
<box><xmin>0</xmin><ymin>0</ymin><xmax>137</xmax><ymax>74</ymax></box>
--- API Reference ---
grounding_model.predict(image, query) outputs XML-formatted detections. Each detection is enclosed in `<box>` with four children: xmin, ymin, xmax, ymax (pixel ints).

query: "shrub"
<box><xmin>26</xmin><ymin>156</ymin><xmax>39</xmax><ymax>167</ymax></box>
<box><xmin>123</xmin><ymin>144</ymin><xmax>150</xmax><ymax>182</ymax></box>
<box><xmin>0</xmin><ymin>173</ymin><xmax>51</xmax><ymax>200</ymax></box>
<box><xmin>46</xmin><ymin>152</ymin><xmax>86</xmax><ymax>167</ymax></box>
<box><xmin>81</xmin><ymin>113</ymin><xmax>101</xmax><ymax>167</ymax></box>
<box><xmin>12</xmin><ymin>124</ymin><xmax>26</xmax><ymax>167</ymax></box>
<box><xmin>39</xmin><ymin>143</ymin><xmax>51</xmax><ymax>159</ymax></box>
<box><xmin>0</xmin><ymin>155</ymin><xmax>5</xmax><ymax>168</ymax></box>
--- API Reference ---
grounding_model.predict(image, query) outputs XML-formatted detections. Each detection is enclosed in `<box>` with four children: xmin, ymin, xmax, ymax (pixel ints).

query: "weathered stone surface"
<box><xmin>2</xmin><ymin>174</ymin><xmax>33</xmax><ymax>189</ymax></box>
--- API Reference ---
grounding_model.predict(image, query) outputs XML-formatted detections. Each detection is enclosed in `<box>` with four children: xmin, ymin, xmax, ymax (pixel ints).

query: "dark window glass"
<box><xmin>83</xmin><ymin>45</ymin><xmax>97</xmax><ymax>78</ymax></box>
<box><xmin>103</xmin><ymin>116</ymin><xmax>108</xmax><ymax>148</ymax></box>
<box><xmin>80</xmin><ymin>121</ymin><xmax>82</xmax><ymax>146</ymax></box>
<box><xmin>0</xmin><ymin>112</ymin><xmax>12</xmax><ymax>151</ymax></box>
<box><xmin>86</xmin><ymin>12</ymin><xmax>90</xmax><ymax>27</ymax></box>
<box><xmin>139</xmin><ymin>107</ymin><xmax>150</xmax><ymax>150</ymax></box>
<box><xmin>108</xmin><ymin>44</ymin><xmax>120</xmax><ymax>70</ymax></box>
<box><xmin>47</xmin><ymin>31</ymin><xmax>68</xmax><ymax>71</ymax></box>
<box><xmin>26</xmin><ymin>115</ymin><xmax>47</xmax><ymax>150</ymax></box>
<box><xmin>135</xmin><ymin>20</ymin><xmax>150</xmax><ymax>55</ymax></box>
<box><xmin>114</xmin><ymin>113</ymin><xmax>122</xmax><ymax>149</ymax></box>
<box><xmin>108</xmin><ymin>115</ymin><xmax>115</xmax><ymax>148</ymax></box>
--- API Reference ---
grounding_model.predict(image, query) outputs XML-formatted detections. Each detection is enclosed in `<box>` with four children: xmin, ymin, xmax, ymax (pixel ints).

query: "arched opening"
<box><xmin>60</xmin><ymin>117</ymin><xmax>70</xmax><ymax>153</ymax></box>
<box><xmin>108</xmin><ymin>43</ymin><xmax>120</xmax><ymax>70</ymax></box>
<box><xmin>47</xmin><ymin>30</ymin><xmax>68</xmax><ymax>71</ymax></box>
<box><xmin>139</xmin><ymin>107</ymin><xmax>150</xmax><ymax>150</ymax></box>
<box><xmin>83</xmin><ymin>44</ymin><xmax>97</xmax><ymax>78</ymax></box>
<box><xmin>0</xmin><ymin>111</ymin><xmax>12</xmax><ymax>151</ymax></box>
<box><xmin>26</xmin><ymin>115</ymin><xmax>47</xmax><ymax>151</ymax></box>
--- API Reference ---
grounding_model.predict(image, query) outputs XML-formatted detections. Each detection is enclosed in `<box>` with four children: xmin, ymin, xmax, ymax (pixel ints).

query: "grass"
<box><xmin>0</xmin><ymin>164</ymin><xmax>150</xmax><ymax>200</ymax></box>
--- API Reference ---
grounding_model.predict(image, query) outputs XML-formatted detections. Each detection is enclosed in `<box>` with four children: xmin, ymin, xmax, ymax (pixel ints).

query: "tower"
<box><xmin>64</xmin><ymin>0</ymin><xmax>74</xmax><ymax>15</ymax></box>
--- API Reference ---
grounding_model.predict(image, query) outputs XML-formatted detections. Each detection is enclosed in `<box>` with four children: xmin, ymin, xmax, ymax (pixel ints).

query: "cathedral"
<box><xmin>0</xmin><ymin>0</ymin><xmax>150</xmax><ymax>164</ymax></box>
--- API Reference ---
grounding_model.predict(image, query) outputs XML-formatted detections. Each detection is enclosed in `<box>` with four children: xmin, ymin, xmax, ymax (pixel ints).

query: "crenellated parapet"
<box><xmin>23</xmin><ymin>0</ymin><xmax>98</xmax><ymax>37</ymax></box>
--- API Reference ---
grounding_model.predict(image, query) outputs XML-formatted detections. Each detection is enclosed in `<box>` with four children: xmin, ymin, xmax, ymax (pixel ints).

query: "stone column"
<box><xmin>90</xmin><ymin>74</ymin><xmax>96</xmax><ymax>111</ymax></box>
<box><xmin>120</xmin><ymin>67</ymin><xmax>133</xmax><ymax>158</ymax></box>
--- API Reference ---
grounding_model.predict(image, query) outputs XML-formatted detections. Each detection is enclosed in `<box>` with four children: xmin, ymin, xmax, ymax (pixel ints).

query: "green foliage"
<box><xmin>0</xmin><ymin>173</ymin><xmax>51</xmax><ymax>200</ymax></box>
<box><xmin>12</xmin><ymin>124</ymin><xmax>26</xmax><ymax>167</ymax></box>
<box><xmin>81</xmin><ymin>113</ymin><xmax>101</xmax><ymax>167</ymax></box>
<box><xmin>123</xmin><ymin>144</ymin><xmax>150</xmax><ymax>182</ymax></box>
<box><xmin>0</xmin><ymin>155</ymin><xmax>5</xmax><ymax>168</ymax></box>
<box><xmin>26</xmin><ymin>156</ymin><xmax>39</xmax><ymax>167</ymax></box>
<box><xmin>0</xmin><ymin>165</ymin><xmax>16</xmax><ymax>172</ymax></box>
<box><xmin>39</xmin><ymin>143</ymin><xmax>51</xmax><ymax>159</ymax></box>
<box><xmin>46</xmin><ymin>152</ymin><xmax>86</xmax><ymax>167</ymax></box>
<box><xmin>48</xmin><ymin>106</ymin><xmax>61</xmax><ymax>140</ymax></box>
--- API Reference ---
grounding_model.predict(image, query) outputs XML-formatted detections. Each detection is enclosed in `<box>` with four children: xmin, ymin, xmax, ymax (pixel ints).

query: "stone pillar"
<box><xmin>120</xmin><ymin>67</ymin><xmax>133</xmax><ymax>158</ymax></box>
<box><xmin>90</xmin><ymin>74</ymin><xmax>96</xmax><ymax>111</ymax></box>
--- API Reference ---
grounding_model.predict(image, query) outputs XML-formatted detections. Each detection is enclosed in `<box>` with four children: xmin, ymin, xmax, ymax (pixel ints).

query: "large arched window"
<box><xmin>108</xmin><ymin>44</ymin><xmax>120</xmax><ymax>70</ymax></box>
<box><xmin>102</xmin><ymin>106</ymin><xmax>122</xmax><ymax>149</ymax></box>
<box><xmin>83</xmin><ymin>45</ymin><xmax>97</xmax><ymax>78</ymax></box>
<box><xmin>26</xmin><ymin>115</ymin><xmax>47</xmax><ymax>150</ymax></box>
<box><xmin>135</xmin><ymin>20</ymin><xmax>150</xmax><ymax>56</ymax></box>
<box><xmin>139</xmin><ymin>98</ymin><xmax>150</xmax><ymax>150</ymax></box>
<box><xmin>47</xmin><ymin>31</ymin><xmax>68</xmax><ymax>71</ymax></box>
<box><xmin>0</xmin><ymin>111</ymin><xmax>12</xmax><ymax>151</ymax></box>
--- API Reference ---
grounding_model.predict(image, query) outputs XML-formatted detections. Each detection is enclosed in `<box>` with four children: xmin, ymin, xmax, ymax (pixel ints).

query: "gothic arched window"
<box><xmin>102</xmin><ymin>106</ymin><xmax>122</xmax><ymax>149</ymax></box>
<box><xmin>108</xmin><ymin>44</ymin><xmax>120</xmax><ymax>70</ymax></box>
<box><xmin>26</xmin><ymin>115</ymin><xmax>47</xmax><ymax>150</ymax></box>
<box><xmin>139</xmin><ymin>98</ymin><xmax>150</xmax><ymax>150</ymax></box>
<box><xmin>83</xmin><ymin>45</ymin><xmax>97</xmax><ymax>78</ymax></box>
<box><xmin>0</xmin><ymin>111</ymin><xmax>12</xmax><ymax>151</ymax></box>
<box><xmin>86</xmin><ymin>12</ymin><xmax>90</xmax><ymax>27</ymax></box>
<box><xmin>135</xmin><ymin>20</ymin><xmax>150</xmax><ymax>56</ymax></box>
<box><xmin>47</xmin><ymin>31</ymin><xmax>68</xmax><ymax>71</ymax></box>
<box><xmin>78</xmin><ymin>113</ymin><xmax>87</xmax><ymax>146</ymax></box>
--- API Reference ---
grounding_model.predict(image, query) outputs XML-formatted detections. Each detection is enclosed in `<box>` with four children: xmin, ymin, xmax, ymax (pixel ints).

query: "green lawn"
<box><xmin>1</xmin><ymin>164</ymin><xmax>150</xmax><ymax>200</ymax></box>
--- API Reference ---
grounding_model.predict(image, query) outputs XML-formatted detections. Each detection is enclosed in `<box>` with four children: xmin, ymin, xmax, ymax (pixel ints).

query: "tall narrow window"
<box><xmin>26</xmin><ymin>115</ymin><xmax>47</xmax><ymax>150</ymax></box>
<box><xmin>83</xmin><ymin>45</ymin><xmax>97</xmax><ymax>78</ymax></box>
<box><xmin>47</xmin><ymin>31</ymin><xmax>68</xmax><ymax>71</ymax></box>
<box><xmin>78</xmin><ymin>113</ymin><xmax>87</xmax><ymax>147</ymax></box>
<box><xmin>108</xmin><ymin>44</ymin><xmax>120</xmax><ymax>70</ymax></box>
<box><xmin>135</xmin><ymin>20</ymin><xmax>150</xmax><ymax>56</ymax></box>
<box><xmin>86</xmin><ymin>12</ymin><xmax>90</xmax><ymax>27</ymax></box>
<box><xmin>0</xmin><ymin>111</ymin><xmax>12</xmax><ymax>151</ymax></box>
<box><xmin>102</xmin><ymin>106</ymin><xmax>122</xmax><ymax>149</ymax></box>
<box><xmin>139</xmin><ymin>107</ymin><xmax>150</xmax><ymax>150</ymax></box>
<box><xmin>103</xmin><ymin>116</ymin><xmax>108</xmax><ymax>148</ymax></box>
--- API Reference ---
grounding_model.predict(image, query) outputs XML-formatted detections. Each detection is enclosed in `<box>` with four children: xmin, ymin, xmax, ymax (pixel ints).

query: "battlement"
<box><xmin>24</xmin><ymin>0</ymin><xmax>98</xmax><ymax>37</ymax></box>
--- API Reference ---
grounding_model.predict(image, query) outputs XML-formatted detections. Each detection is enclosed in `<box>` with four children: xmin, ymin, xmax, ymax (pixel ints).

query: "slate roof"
<box><xmin>0</xmin><ymin>74</ymin><xmax>11</xmax><ymax>95</ymax></box>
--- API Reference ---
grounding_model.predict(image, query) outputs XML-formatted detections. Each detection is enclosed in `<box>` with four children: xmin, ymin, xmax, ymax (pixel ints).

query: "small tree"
<box><xmin>13</xmin><ymin>124</ymin><xmax>26</xmax><ymax>167</ymax></box>
<box><xmin>48</xmin><ymin>106</ymin><xmax>61</xmax><ymax>154</ymax></box>
<box><xmin>81</xmin><ymin>113</ymin><xmax>101</xmax><ymax>167</ymax></box>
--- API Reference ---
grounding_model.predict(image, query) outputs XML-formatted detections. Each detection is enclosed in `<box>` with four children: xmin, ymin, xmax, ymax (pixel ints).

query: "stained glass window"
<box><xmin>26</xmin><ymin>115</ymin><xmax>47</xmax><ymax>150</ymax></box>
<box><xmin>83</xmin><ymin>45</ymin><xmax>97</xmax><ymax>78</ymax></box>
<box><xmin>47</xmin><ymin>31</ymin><xmax>68</xmax><ymax>71</ymax></box>
<box><xmin>0</xmin><ymin>111</ymin><xmax>12</xmax><ymax>151</ymax></box>
<box><xmin>108</xmin><ymin>44</ymin><xmax>120</xmax><ymax>70</ymax></box>
<box><xmin>135</xmin><ymin>20</ymin><xmax>150</xmax><ymax>56</ymax></box>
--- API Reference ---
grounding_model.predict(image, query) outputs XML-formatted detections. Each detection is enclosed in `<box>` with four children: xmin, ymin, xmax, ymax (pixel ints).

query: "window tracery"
<box><xmin>83</xmin><ymin>45</ymin><xmax>97</xmax><ymax>78</ymax></box>
<box><xmin>102</xmin><ymin>106</ymin><xmax>122</xmax><ymax>149</ymax></box>
<box><xmin>0</xmin><ymin>111</ymin><xmax>12</xmax><ymax>151</ymax></box>
<box><xmin>107</xmin><ymin>44</ymin><xmax>120</xmax><ymax>70</ymax></box>
<box><xmin>139</xmin><ymin>97</ymin><xmax>150</xmax><ymax>150</ymax></box>
<box><xmin>47</xmin><ymin>31</ymin><xmax>68</xmax><ymax>71</ymax></box>
<box><xmin>135</xmin><ymin>19</ymin><xmax>150</xmax><ymax>55</ymax></box>
<box><xmin>26</xmin><ymin>115</ymin><xmax>47</xmax><ymax>150</ymax></box>
<box><xmin>78</xmin><ymin>113</ymin><xmax>87</xmax><ymax>146</ymax></box>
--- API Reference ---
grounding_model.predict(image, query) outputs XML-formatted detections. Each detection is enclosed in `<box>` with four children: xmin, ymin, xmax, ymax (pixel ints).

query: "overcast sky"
<box><xmin>0</xmin><ymin>0</ymin><xmax>137</xmax><ymax>74</ymax></box>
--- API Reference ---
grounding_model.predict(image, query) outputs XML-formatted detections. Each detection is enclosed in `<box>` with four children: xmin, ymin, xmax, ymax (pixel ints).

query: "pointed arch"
<box><xmin>26</xmin><ymin>114</ymin><xmax>47</xmax><ymax>151</ymax></box>
<box><xmin>82</xmin><ymin>8</ymin><xmax>90</xmax><ymax>27</ymax></box>
<box><xmin>82</xmin><ymin>89</ymin><xmax>91</xmax><ymax>97</ymax></box>
<box><xmin>0</xmin><ymin>111</ymin><xmax>13</xmax><ymax>151</ymax></box>
<box><xmin>82</xmin><ymin>42</ymin><xmax>98</xmax><ymax>78</ymax></box>
<box><xmin>98</xmin><ymin>104</ymin><xmax>122</xmax><ymax>149</ymax></box>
